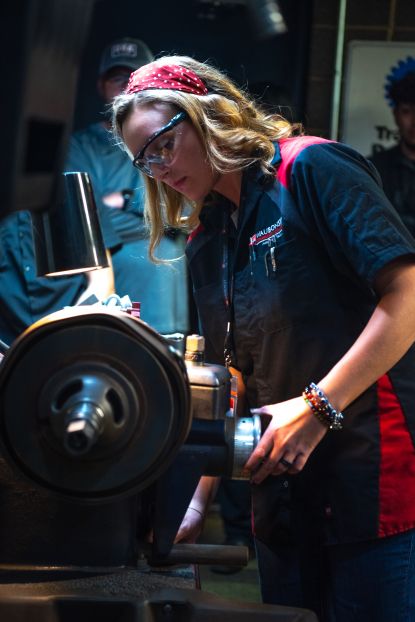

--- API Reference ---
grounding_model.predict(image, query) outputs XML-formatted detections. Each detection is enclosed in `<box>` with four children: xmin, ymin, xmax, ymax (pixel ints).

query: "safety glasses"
<box><xmin>132</xmin><ymin>111</ymin><xmax>188</xmax><ymax>177</ymax></box>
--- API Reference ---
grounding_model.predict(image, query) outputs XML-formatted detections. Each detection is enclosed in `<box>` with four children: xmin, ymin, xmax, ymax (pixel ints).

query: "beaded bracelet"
<box><xmin>302</xmin><ymin>382</ymin><xmax>344</xmax><ymax>430</ymax></box>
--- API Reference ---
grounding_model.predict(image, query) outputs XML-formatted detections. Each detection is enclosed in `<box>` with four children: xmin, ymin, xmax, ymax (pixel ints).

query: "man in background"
<box><xmin>66</xmin><ymin>37</ymin><xmax>189</xmax><ymax>335</ymax></box>
<box><xmin>370</xmin><ymin>66</ymin><xmax>415</xmax><ymax>237</ymax></box>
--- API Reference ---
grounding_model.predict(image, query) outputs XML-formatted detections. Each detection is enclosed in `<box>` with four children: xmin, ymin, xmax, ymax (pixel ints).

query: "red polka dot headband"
<box><xmin>125</xmin><ymin>62</ymin><xmax>209</xmax><ymax>96</ymax></box>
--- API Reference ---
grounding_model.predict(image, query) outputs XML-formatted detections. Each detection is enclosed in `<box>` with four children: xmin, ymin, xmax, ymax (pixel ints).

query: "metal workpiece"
<box><xmin>226</xmin><ymin>413</ymin><xmax>262</xmax><ymax>479</ymax></box>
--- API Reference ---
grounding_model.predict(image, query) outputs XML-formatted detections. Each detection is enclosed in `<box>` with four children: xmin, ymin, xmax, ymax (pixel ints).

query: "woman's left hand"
<box><xmin>245</xmin><ymin>396</ymin><xmax>327</xmax><ymax>484</ymax></box>
<box><xmin>174</xmin><ymin>506</ymin><xmax>205</xmax><ymax>544</ymax></box>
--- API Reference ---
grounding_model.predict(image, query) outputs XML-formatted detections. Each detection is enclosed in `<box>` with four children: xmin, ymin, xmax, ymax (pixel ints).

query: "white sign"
<box><xmin>341</xmin><ymin>41</ymin><xmax>415</xmax><ymax>158</ymax></box>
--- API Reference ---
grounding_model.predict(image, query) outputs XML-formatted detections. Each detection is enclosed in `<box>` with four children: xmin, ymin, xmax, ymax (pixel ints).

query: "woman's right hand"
<box><xmin>245</xmin><ymin>396</ymin><xmax>328</xmax><ymax>484</ymax></box>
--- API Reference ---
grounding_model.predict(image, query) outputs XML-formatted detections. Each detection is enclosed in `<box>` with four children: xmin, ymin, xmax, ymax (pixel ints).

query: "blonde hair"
<box><xmin>112</xmin><ymin>55</ymin><xmax>302</xmax><ymax>260</ymax></box>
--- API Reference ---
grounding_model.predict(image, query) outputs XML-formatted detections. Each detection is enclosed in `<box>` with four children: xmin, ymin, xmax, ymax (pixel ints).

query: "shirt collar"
<box><xmin>271</xmin><ymin>142</ymin><xmax>281</xmax><ymax>168</ymax></box>
<box><xmin>246</xmin><ymin>142</ymin><xmax>280</xmax><ymax>180</ymax></box>
<box><xmin>198</xmin><ymin>142</ymin><xmax>280</xmax><ymax>231</ymax></box>
<box><xmin>237</xmin><ymin>142</ymin><xmax>280</xmax><ymax>222</ymax></box>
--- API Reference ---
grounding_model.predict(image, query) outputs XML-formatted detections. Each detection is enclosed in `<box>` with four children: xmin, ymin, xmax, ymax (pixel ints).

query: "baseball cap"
<box><xmin>98</xmin><ymin>37</ymin><xmax>153</xmax><ymax>77</ymax></box>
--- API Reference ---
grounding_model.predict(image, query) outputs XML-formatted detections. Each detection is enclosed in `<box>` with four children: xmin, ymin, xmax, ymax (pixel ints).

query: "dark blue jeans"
<box><xmin>216</xmin><ymin>479</ymin><xmax>253</xmax><ymax>545</ymax></box>
<box><xmin>256</xmin><ymin>528</ymin><xmax>415</xmax><ymax>621</ymax></box>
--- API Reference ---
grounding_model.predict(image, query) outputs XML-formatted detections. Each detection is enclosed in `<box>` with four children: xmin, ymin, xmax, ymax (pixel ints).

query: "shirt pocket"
<box><xmin>249</xmin><ymin>238</ymin><xmax>319</xmax><ymax>333</ymax></box>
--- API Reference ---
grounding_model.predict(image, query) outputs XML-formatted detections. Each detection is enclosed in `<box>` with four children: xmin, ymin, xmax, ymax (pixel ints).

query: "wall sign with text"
<box><xmin>341</xmin><ymin>41</ymin><xmax>415</xmax><ymax>158</ymax></box>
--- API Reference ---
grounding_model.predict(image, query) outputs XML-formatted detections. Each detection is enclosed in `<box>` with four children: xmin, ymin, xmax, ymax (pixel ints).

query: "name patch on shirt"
<box><xmin>249</xmin><ymin>218</ymin><xmax>283</xmax><ymax>247</ymax></box>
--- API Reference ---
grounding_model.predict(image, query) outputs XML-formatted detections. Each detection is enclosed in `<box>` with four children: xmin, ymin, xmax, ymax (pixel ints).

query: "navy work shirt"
<box><xmin>186</xmin><ymin>136</ymin><xmax>415</xmax><ymax>548</ymax></box>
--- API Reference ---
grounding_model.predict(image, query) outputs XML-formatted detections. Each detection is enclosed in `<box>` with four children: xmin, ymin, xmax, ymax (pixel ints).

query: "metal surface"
<box><xmin>186</xmin><ymin>362</ymin><xmax>232</xmax><ymax>420</ymax></box>
<box><xmin>0</xmin><ymin>586</ymin><xmax>318</xmax><ymax>621</ymax></box>
<box><xmin>229</xmin><ymin>414</ymin><xmax>262</xmax><ymax>479</ymax></box>
<box><xmin>32</xmin><ymin>172</ymin><xmax>109</xmax><ymax>276</ymax></box>
<box><xmin>146</xmin><ymin>542</ymin><xmax>249</xmax><ymax>567</ymax></box>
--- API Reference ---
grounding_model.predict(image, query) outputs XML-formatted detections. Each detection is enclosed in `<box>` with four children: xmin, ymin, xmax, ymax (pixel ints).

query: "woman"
<box><xmin>112</xmin><ymin>55</ymin><xmax>415</xmax><ymax>621</ymax></box>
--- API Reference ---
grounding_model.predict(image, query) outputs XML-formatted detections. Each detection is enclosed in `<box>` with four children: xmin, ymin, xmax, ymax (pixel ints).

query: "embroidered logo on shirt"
<box><xmin>249</xmin><ymin>218</ymin><xmax>283</xmax><ymax>247</ymax></box>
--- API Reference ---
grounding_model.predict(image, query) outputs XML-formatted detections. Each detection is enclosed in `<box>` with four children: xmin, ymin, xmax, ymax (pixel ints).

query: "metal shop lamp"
<box><xmin>31</xmin><ymin>171</ymin><xmax>109</xmax><ymax>277</ymax></box>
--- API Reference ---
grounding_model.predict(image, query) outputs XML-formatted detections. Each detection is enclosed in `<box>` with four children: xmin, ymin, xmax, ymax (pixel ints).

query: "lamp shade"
<box><xmin>32</xmin><ymin>172</ymin><xmax>109</xmax><ymax>276</ymax></box>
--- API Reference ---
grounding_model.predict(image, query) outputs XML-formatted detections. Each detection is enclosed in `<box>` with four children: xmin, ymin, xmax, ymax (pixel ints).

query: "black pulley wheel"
<box><xmin>0</xmin><ymin>308</ymin><xmax>191</xmax><ymax>502</ymax></box>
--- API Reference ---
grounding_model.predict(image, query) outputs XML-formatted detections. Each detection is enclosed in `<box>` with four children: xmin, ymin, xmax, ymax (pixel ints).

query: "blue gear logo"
<box><xmin>384</xmin><ymin>56</ymin><xmax>415</xmax><ymax>107</ymax></box>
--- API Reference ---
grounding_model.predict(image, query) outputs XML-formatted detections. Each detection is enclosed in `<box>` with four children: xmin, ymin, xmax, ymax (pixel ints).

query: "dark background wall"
<box><xmin>73</xmin><ymin>0</ymin><xmax>415</xmax><ymax>141</ymax></box>
<box><xmin>306</xmin><ymin>0</ymin><xmax>415</xmax><ymax>137</ymax></box>
<box><xmin>73</xmin><ymin>0</ymin><xmax>312</xmax><ymax>130</ymax></box>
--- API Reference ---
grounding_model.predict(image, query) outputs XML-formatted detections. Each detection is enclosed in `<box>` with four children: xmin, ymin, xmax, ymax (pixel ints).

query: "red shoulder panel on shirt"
<box><xmin>187</xmin><ymin>222</ymin><xmax>205</xmax><ymax>244</ymax></box>
<box><xmin>277</xmin><ymin>136</ymin><xmax>333</xmax><ymax>188</ymax></box>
